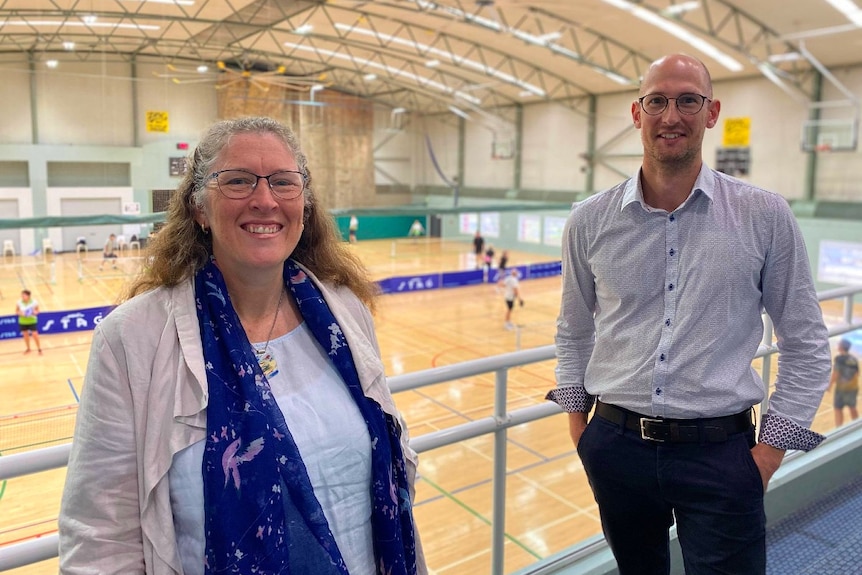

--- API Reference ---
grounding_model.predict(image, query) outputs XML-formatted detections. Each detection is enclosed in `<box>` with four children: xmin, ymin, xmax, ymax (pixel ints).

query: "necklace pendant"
<box><xmin>256</xmin><ymin>348</ymin><xmax>279</xmax><ymax>378</ymax></box>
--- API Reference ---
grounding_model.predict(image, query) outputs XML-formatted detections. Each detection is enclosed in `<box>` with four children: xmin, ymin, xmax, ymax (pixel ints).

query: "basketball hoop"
<box><xmin>815</xmin><ymin>143</ymin><xmax>833</xmax><ymax>153</ymax></box>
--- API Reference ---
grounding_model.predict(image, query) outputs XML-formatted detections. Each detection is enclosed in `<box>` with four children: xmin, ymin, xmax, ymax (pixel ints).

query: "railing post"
<box><xmin>491</xmin><ymin>367</ymin><xmax>510</xmax><ymax>575</ymax></box>
<box><xmin>844</xmin><ymin>294</ymin><xmax>854</xmax><ymax>326</ymax></box>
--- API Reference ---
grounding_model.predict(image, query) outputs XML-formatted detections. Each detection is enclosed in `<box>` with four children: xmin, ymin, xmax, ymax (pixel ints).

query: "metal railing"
<box><xmin>2</xmin><ymin>286</ymin><xmax>861</xmax><ymax>573</ymax></box>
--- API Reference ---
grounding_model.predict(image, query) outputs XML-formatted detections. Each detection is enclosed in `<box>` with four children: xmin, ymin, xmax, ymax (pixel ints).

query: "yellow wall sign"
<box><xmin>723</xmin><ymin>117</ymin><xmax>750</xmax><ymax>147</ymax></box>
<box><xmin>146</xmin><ymin>111</ymin><xmax>169</xmax><ymax>133</ymax></box>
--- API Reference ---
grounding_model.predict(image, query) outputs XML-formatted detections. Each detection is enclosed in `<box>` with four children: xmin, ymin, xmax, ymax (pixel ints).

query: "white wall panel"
<box><xmin>35</xmin><ymin>61</ymin><xmax>134</xmax><ymax>146</ymax></box>
<box><xmin>521</xmin><ymin>102</ymin><xmax>589</xmax><ymax>191</ymax></box>
<box><xmin>47</xmin><ymin>188</ymin><xmax>131</xmax><ymax>252</ymax></box>
<box><xmin>0</xmin><ymin>58</ymin><xmax>33</xmax><ymax>145</ymax></box>
<box><xmin>0</xmin><ymin>188</ymin><xmax>33</xmax><ymax>254</ymax></box>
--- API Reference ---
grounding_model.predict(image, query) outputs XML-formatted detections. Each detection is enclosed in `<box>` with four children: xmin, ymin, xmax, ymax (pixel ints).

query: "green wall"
<box><xmin>334</xmin><ymin>214</ymin><xmax>425</xmax><ymax>241</ymax></box>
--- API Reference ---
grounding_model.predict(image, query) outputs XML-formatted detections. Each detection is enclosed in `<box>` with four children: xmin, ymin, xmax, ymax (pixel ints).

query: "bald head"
<box><xmin>640</xmin><ymin>54</ymin><xmax>713</xmax><ymax>99</ymax></box>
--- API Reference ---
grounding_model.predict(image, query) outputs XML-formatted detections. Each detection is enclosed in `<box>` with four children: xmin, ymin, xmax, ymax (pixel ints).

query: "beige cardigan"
<box><xmin>59</xmin><ymin>268</ymin><xmax>425</xmax><ymax>574</ymax></box>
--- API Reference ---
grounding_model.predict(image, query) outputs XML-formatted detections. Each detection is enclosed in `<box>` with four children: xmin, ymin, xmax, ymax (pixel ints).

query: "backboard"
<box><xmin>801</xmin><ymin>118</ymin><xmax>858</xmax><ymax>152</ymax></box>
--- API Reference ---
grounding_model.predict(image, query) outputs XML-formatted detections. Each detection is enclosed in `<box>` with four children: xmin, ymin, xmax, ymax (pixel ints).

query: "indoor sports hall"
<box><xmin>2</xmin><ymin>2</ymin><xmax>862</xmax><ymax>575</ymax></box>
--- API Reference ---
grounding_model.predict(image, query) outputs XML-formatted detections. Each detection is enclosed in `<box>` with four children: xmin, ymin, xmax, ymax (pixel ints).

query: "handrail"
<box><xmin>2</xmin><ymin>287</ymin><xmax>860</xmax><ymax>573</ymax></box>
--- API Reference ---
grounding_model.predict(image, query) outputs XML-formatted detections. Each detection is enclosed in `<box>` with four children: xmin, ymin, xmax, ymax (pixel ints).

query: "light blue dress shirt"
<box><xmin>548</xmin><ymin>164</ymin><xmax>831</xmax><ymax>451</ymax></box>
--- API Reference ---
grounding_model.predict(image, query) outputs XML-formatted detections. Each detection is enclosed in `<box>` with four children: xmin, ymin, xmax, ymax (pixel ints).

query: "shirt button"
<box><xmin>668</xmin><ymin>284</ymin><xmax>674</xmax><ymax>291</ymax></box>
<box><xmin>669</xmin><ymin>248</ymin><xmax>675</xmax><ymax>256</ymax></box>
<box><xmin>660</xmin><ymin>354</ymin><xmax>666</xmax><ymax>361</ymax></box>
<box><xmin>665</xmin><ymin>319</ymin><xmax>671</xmax><ymax>326</ymax></box>
<box><xmin>656</xmin><ymin>388</ymin><xmax>662</xmax><ymax>395</ymax></box>
<box><xmin>669</xmin><ymin>215</ymin><xmax>675</xmax><ymax>222</ymax></box>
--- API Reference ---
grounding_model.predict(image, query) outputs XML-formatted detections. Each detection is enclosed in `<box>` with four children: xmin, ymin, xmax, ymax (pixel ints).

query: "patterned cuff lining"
<box><xmin>545</xmin><ymin>386</ymin><xmax>595</xmax><ymax>413</ymax></box>
<box><xmin>758</xmin><ymin>413</ymin><xmax>825</xmax><ymax>452</ymax></box>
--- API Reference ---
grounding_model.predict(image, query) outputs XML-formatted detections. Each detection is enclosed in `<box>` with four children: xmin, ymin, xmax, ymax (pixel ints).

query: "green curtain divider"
<box><xmin>0</xmin><ymin>213</ymin><xmax>167</xmax><ymax>230</ymax></box>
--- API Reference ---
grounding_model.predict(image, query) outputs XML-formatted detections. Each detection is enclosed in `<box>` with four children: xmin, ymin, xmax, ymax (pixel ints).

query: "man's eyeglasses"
<box><xmin>638</xmin><ymin>93</ymin><xmax>711</xmax><ymax>116</ymax></box>
<box><xmin>208</xmin><ymin>169</ymin><xmax>307</xmax><ymax>200</ymax></box>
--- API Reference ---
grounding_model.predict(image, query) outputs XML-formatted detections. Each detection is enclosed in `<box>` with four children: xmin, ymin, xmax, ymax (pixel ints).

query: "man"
<box><xmin>98</xmin><ymin>233</ymin><xmax>118</xmax><ymax>270</ymax></box>
<box><xmin>547</xmin><ymin>53</ymin><xmax>831</xmax><ymax>575</ymax></box>
<box><xmin>473</xmin><ymin>230</ymin><xmax>484</xmax><ymax>269</ymax></box>
<box><xmin>830</xmin><ymin>338</ymin><xmax>859</xmax><ymax>426</ymax></box>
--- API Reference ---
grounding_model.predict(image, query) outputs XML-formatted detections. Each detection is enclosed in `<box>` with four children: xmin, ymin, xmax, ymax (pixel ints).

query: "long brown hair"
<box><xmin>123</xmin><ymin>116</ymin><xmax>378</xmax><ymax>309</ymax></box>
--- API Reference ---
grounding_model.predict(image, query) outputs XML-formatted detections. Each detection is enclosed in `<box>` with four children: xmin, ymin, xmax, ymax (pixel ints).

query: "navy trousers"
<box><xmin>577</xmin><ymin>414</ymin><xmax>766</xmax><ymax>575</ymax></box>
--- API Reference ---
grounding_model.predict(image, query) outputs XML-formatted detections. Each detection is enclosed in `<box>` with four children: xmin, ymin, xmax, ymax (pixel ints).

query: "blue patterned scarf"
<box><xmin>195</xmin><ymin>258</ymin><xmax>417</xmax><ymax>574</ymax></box>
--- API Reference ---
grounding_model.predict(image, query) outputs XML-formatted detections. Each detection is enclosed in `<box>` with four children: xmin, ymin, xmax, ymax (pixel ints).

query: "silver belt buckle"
<box><xmin>639</xmin><ymin>417</ymin><xmax>665</xmax><ymax>442</ymax></box>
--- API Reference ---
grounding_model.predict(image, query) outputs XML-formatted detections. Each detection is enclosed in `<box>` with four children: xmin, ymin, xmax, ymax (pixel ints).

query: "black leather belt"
<box><xmin>595</xmin><ymin>401</ymin><xmax>753</xmax><ymax>443</ymax></box>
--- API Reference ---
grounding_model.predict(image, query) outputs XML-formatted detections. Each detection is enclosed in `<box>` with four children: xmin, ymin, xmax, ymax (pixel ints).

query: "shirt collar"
<box><xmin>621</xmin><ymin>163</ymin><xmax>715</xmax><ymax>212</ymax></box>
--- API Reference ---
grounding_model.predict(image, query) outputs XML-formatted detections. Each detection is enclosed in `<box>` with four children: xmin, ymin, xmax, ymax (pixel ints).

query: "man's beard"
<box><xmin>649</xmin><ymin>141</ymin><xmax>698</xmax><ymax>171</ymax></box>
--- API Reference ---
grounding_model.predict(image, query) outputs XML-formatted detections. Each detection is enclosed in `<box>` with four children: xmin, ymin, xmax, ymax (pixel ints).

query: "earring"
<box><xmin>200</xmin><ymin>223</ymin><xmax>208</xmax><ymax>234</ymax></box>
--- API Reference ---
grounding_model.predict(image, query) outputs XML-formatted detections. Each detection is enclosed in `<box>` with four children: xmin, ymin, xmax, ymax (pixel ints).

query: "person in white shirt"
<box><xmin>500</xmin><ymin>268</ymin><xmax>521</xmax><ymax>330</ymax></box>
<box><xmin>408</xmin><ymin>219</ymin><xmax>425</xmax><ymax>241</ymax></box>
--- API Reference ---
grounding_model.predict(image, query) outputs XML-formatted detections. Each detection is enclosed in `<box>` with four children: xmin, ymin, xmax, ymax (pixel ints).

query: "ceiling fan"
<box><xmin>214</xmin><ymin>61</ymin><xmax>332</xmax><ymax>93</ymax></box>
<box><xmin>152</xmin><ymin>63</ymin><xmax>219</xmax><ymax>85</ymax></box>
<box><xmin>154</xmin><ymin>61</ymin><xmax>333</xmax><ymax>93</ymax></box>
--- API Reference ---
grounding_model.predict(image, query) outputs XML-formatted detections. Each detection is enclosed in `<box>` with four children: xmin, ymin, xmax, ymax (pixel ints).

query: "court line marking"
<box><xmin>418</xmin><ymin>475</ymin><xmax>543</xmax><ymax>561</ymax></box>
<box><xmin>67</xmin><ymin>378</ymin><xmax>80</xmax><ymax>403</ymax></box>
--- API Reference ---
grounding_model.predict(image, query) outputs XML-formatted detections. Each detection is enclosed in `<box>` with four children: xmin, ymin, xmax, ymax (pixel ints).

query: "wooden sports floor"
<box><xmin>0</xmin><ymin>238</ymin><xmax>847</xmax><ymax>575</ymax></box>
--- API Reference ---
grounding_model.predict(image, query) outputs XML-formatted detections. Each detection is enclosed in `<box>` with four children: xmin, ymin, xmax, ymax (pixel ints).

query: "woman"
<box><xmin>59</xmin><ymin>117</ymin><xmax>426</xmax><ymax>575</ymax></box>
<box><xmin>16</xmin><ymin>289</ymin><xmax>42</xmax><ymax>354</ymax></box>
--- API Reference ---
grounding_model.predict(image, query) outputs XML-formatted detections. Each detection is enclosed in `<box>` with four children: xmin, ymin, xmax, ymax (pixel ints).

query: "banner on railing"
<box><xmin>0</xmin><ymin>306</ymin><xmax>114</xmax><ymax>340</ymax></box>
<box><xmin>0</xmin><ymin>261</ymin><xmax>563</xmax><ymax>338</ymax></box>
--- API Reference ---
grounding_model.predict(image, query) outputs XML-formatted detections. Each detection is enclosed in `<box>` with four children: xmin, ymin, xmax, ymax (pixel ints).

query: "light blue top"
<box><xmin>169</xmin><ymin>321</ymin><xmax>375</xmax><ymax>575</ymax></box>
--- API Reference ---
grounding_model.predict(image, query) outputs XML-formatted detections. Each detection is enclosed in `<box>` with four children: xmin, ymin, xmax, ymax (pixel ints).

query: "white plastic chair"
<box><xmin>41</xmin><ymin>237</ymin><xmax>54</xmax><ymax>256</ymax></box>
<box><xmin>2</xmin><ymin>239</ymin><xmax>14</xmax><ymax>257</ymax></box>
<box><xmin>116</xmin><ymin>234</ymin><xmax>128</xmax><ymax>253</ymax></box>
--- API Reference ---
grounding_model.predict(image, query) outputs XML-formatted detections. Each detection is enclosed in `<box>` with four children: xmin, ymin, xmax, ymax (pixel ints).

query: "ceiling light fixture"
<box><xmin>333</xmin><ymin>23</ymin><xmax>546</xmax><ymax>97</ymax></box>
<box><xmin>284</xmin><ymin>41</ymin><xmax>482</xmax><ymax>105</ymax></box>
<box><xmin>197</xmin><ymin>64</ymin><xmax>209</xmax><ymax>73</ymax></box>
<box><xmin>448</xmin><ymin>105</ymin><xmax>471</xmax><ymax>120</ymax></box>
<box><xmin>294</xmin><ymin>24</ymin><xmax>314</xmax><ymax>34</ymax></box>
<box><xmin>0</xmin><ymin>19</ymin><xmax>159</xmax><ymax>31</ymax></box>
<box><xmin>600</xmin><ymin>0</ymin><xmax>743</xmax><ymax>72</ymax></box>
<box><xmin>46</xmin><ymin>59</ymin><xmax>59</xmax><ymax>68</ymax></box>
<box><xmin>412</xmin><ymin>0</ymin><xmax>632</xmax><ymax>86</ymax></box>
<box><xmin>767</xmin><ymin>52</ymin><xmax>804</xmax><ymax>63</ymax></box>
<box><xmin>823</xmin><ymin>0</ymin><xmax>862</xmax><ymax>26</ymax></box>
<box><xmin>120</xmin><ymin>0</ymin><xmax>194</xmax><ymax>5</ymax></box>
<box><xmin>363</xmin><ymin>73</ymin><xmax>377</xmax><ymax>81</ymax></box>
<box><xmin>662</xmin><ymin>1</ymin><xmax>700</xmax><ymax>16</ymax></box>
<box><xmin>63</xmin><ymin>41</ymin><xmax>75</xmax><ymax>50</ymax></box>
